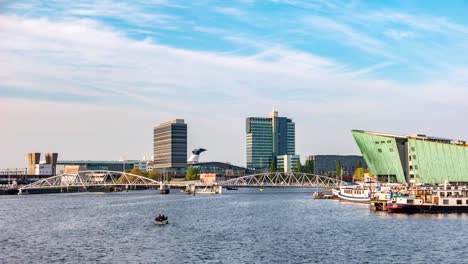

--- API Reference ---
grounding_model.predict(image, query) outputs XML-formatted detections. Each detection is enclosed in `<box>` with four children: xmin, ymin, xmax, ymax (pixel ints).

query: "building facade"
<box><xmin>191</xmin><ymin>162</ymin><xmax>253</xmax><ymax>179</ymax></box>
<box><xmin>352</xmin><ymin>130</ymin><xmax>468</xmax><ymax>184</ymax></box>
<box><xmin>246</xmin><ymin>111</ymin><xmax>295</xmax><ymax>170</ymax></box>
<box><xmin>307</xmin><ymin>155</ymin><xmax>367</xmax><ymax>178</ymax></box>
<box><xmin>277</xmin><ymin>155</ymin><xmax>300</xmax><ymax>173</ymax></box>
<box><xmin>153</xmin><ymin>119</ymin><xmax>187</xmax><ymax>169</ymax></box>
<box><xmin>56</xmin><ymin>160</ymin><xmax>143</xmax><ymax>174</ymax></box>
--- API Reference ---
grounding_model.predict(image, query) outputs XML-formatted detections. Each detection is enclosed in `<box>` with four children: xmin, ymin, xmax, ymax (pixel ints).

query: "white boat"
<box><xmin>337</xmin><ymin>186</ymin><xmax>371</xmax><ymax>203</ymax></box>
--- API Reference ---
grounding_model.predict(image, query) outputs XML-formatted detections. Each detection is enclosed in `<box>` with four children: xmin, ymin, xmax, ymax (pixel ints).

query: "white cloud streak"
<box><xmin>1</xmin><ymin>14</ymin><xmax>468</xmax><ymax>168</ymax></box>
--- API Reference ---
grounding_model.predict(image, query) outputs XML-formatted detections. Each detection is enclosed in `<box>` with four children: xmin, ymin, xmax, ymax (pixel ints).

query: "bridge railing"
<box><xmin>19</xmin><ymin>170</ymin><xmax>162</xmax><ymax>191</ymax></box>
<box><xmin>218</xmin><ymin>172</ymin><xmax>347</xmax><ymax>188</ymax></box>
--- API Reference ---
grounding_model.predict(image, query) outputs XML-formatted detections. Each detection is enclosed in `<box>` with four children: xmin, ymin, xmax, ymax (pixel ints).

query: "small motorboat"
<box><xmin>259</xmin><ymin>187</ymin><xmax>264</xmax><ymax>192</ymax></box>
<box><xmin>153</xmin><ymin>219</ymin><xmax>169</xmax><ymax>225</ymax></box>
<box><xmin>154</xmin><ymin>215</ymin><xmax>169</xmax><ymax>225</ymax></box>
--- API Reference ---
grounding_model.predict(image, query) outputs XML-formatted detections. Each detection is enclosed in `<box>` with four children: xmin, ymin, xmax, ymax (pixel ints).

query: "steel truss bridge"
<box><xmin>18</xmin><ymin>170</ymin><xmax>162</xmax><ymax>193</ymax></box>
<box><xmin>218</xmin><ymin>172</ymin><xmax>347</xmax><ymax>188</ymax></box>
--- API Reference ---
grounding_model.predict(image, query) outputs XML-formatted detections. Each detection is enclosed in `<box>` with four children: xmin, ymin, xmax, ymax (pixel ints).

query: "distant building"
<box><xmin>27</xmin><ymin>153</ymin><xmax>41</xmax><ymax>175</ymax></box>
<box><xmin>200</xmin><ymin>173</ymin><xmax>225</xmax><ymax>184</ymax></box>
<box><xmin>352</xmin><ymin>130</ymin><xmax>468</xmax><ymax>184</ymax></box>
<box><xmin>191</xmin><ymin>162</ymin><xmax>253</xmax><ymax>179</ymax></box>
<box><xmin>277</xmin><ymin>155</ymin><xmax>300</xmax><ymax>173</ymax></box>
<box><xmin>27</xmin><ymin>152</ymin><xmax>58</xmax><ymax>175</ymax></box>
<box><xmin>153</xmin><ymin>119</ymin><xmax>187</xmax><ymax>168</ymax></box>
<box><xmin>308</xmin><ymin>155</ymin><xmax>367</xmax><ymax>179</ymax></box>
<box><xmin>246</xmin><ymin>111</ymin><xmax>295</xmax><ymax>170</ymax></box>
<box><xmin>56</xmin><ymin>160</ymin><xmax>144</xmax><ymax>174</ymax></box>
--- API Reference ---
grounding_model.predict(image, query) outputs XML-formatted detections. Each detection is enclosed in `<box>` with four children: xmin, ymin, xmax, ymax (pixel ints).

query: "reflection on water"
<box><xmin>1</xmin><ymin>188</ymin><xmax>467</xmax><ymax>263</ymax></box>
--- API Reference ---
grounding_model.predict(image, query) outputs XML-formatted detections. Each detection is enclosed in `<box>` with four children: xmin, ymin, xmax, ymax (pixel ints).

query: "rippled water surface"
<box><xmin>1</xmin><ymin>188</ymin><xmax>467</xmax><ymax>263</ymax></box>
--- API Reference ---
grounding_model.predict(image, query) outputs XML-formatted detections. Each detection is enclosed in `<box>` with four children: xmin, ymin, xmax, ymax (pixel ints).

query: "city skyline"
<box><xmin>2</xmin><ymin>1</ymin><xmax>468</xmax><ymax>168</ymax></box>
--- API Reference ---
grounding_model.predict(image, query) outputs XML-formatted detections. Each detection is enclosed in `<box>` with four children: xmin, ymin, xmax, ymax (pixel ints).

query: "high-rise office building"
<box><xmin>246</xmin><ymin>111</ymin><xmax>295</xmax><ymax>170</ymax></box>
<box><xmin>153</xmin><ymin>119</ymin><xmax>187</xmax><ymax>169</ymax></box>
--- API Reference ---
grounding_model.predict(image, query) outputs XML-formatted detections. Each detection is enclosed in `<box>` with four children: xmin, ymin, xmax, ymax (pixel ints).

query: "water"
<box><xmin>1</xmin><ymin>188</ymin><xmax>467</xmax><ymax>264</ymax></box>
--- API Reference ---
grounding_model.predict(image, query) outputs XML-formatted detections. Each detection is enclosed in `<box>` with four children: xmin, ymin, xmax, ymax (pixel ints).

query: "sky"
<box><xmin>1</xmin><ymin>0</ymin><xmax>468</xmax><ymax>168</ymax></box>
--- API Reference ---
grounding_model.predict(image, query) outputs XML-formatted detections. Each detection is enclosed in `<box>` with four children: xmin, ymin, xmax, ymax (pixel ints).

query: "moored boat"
<box><xmin>337</xmin><ymin>186</ymin><xmax>371</xmax><ymax>203</ymax></box>
<box><xmin>387</xmin><ymin>185</ymin><xmax>468</xmax><ymax>213</ymax></box>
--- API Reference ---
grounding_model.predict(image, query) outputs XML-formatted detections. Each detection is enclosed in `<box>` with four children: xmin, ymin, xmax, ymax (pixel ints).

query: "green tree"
<box><xmin>304</xmin><ymin>159</ymin><xmax>313</xmax><ymax>174</ymax></box>
<box><xmin>269</xmin><ymin>159</ymin><xmax>277</xmax><ymax>173</ymax></box>
<box><xmin>294</xmin><ymin>160</ymin><xmax>302</xmax><ymax>173</ymax></box>
<box><xmin>335</xmin><ymin>160</ymin><xmax>342</xmax><ymax>179</ymax></box>
<box><xmin>356</xmin><ymin>160</ymin><xmax>363</xmax><ymax>169</ymax></box>
<box><xmin>185</xmin><ymin>166</ymin><xmax>199</xmax><ymax>181</ymax></box>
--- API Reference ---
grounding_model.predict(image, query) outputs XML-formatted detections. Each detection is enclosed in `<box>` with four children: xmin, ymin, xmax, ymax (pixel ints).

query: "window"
<box><xmin>457</xmin><ymin>200</ymin><xmax>462</xmax><ymax>205</ymax></box>
<box><xmin>375</xmin><ymin>141</ymin><xmax>379</xmax><ymax>144</ymax></box>
<box><xmin>387</xmin><ymin>140</ymin><xmax>391</xmax><ymax>143</ymax></box>
<box><xmin>389</xmin><ymin>148</ymin><xmax>394</xmax><ymax>152</ymax></box>
<box><xmin>466</xmin><ymin>200</ymin><xmax>468</xmax><ymax>205</ymax></box>
<box><xmin>412</xmin><ymin>155</ymin><xmax>416</xmax><ymax>160</ymax></box>
<box><xmin>411</xmin><ymin>147</ymin><xmax>415</xmax><ymax>151</ymax></box>
<box><xmin>381</xmin><ymin>141</ymin><xmax>385</xmax><ymax>144</ymax></box>
<box><xmin>378</xmin><ymin>149</ymin><xmax>382</xmax><ymax>153</ymax></box>
<box><xmin>443</xmin><ymin>199</ymin><xmax>449</xmax><ymax>205</ymax></box>
<box><xmin>414</xmin><ymin>165</ymin><xmax>418</xmax><ymax>170</ymax></box>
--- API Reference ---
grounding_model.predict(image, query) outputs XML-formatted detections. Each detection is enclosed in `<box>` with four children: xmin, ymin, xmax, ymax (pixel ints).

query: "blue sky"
<box><xmin>1</xmin><ymin>0</ymin><xmax>468</xmax><ymax>167</ymax></box>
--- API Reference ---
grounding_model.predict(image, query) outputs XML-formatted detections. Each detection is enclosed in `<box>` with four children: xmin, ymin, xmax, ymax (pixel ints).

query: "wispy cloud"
<box><xmin>384</xmin><ymin>29</ymin><xmax>412</xmax><ymax>40</ymax></box>
<box><xmin>214</xmin><ymin>7</ymin><xmax>246</xmax><ymax>18</ymax></box>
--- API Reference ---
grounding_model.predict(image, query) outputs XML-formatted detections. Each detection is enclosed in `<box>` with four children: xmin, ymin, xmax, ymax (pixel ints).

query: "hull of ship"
<box><xmin>388</xmin><ymin>204</ymin><xmax>468</xmax><ymax>213</ymax></box>
<box><xmin>337</xmin><ymin>193</ymin><xmax>370</xmax><ymax>203</ymax></box>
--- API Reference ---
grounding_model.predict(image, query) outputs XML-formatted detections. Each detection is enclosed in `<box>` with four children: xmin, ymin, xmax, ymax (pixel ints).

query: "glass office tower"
<box><xmin>246</xmin><ymin>111</ymin><xmax>295</xmax><ymax>170</ymax></box>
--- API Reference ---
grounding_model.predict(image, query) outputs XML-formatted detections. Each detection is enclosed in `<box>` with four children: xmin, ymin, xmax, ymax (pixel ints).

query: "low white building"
<box><xmin>277</xmin><ymin>155</ymin><xmax>300</xmax><ymax>173</ymax></box>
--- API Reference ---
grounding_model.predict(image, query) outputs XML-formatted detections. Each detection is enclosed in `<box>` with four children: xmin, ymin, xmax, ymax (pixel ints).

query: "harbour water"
<box><xmin>1</xmin><ymin>188</ymin><xmax>467</xmax><ymax>263</ymax></box>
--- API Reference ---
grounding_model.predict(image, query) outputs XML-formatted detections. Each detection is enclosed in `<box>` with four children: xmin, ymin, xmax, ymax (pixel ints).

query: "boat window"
<box><xmin>407</xmin><ymin>199</ymin><xmax>414</xmax><ymax>204</ymax></box>
<box><xmin>457</xmin><ymin>200</ymin><xmax>462</xmax><ymax>205</ymax></box>
<box><xmin>443</xmin><ymin>199</ymin><xmax>449</xmax><ymax>205</ymax></box>
<box><xmin>466</xmin><ymin>200</ymin><xmax>468</xmax><ymax>205</ymax></box>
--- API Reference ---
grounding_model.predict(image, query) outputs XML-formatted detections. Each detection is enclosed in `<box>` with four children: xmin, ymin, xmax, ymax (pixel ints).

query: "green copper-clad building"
<box><xmin>352</xmin><ymin>130</ymin><xmax>468</xmax><ymax>184</ymax></box>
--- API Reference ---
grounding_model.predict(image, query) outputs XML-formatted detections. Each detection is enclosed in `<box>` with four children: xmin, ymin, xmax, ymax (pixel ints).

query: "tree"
<box><xmin>353</xmin><ymin>167</ymin><xmax>365</xmax><ymax>182</ymax></box>
<box><xmin>356</xmin><ymin>160</ymin><xmax>363</xmax><ymax>169</ymax></box>
<box><xmin>335</xmin><ymin>160</ymin><xmax>342</xmax><ymax>179</ymax></box>
<box><xmin>147</xmin><ymin>170</ymin><xmax>160</xmax><ymax>181</ymax></box>
<box><xmin>304</xmin><ymin>159</ymin><xmax>313</xmax><ymax>174</ymax></box>
<box><xmin>185</xmin><ymin>166</ymin><xmax>199</xmax><ymax>181</ymax></box>
<box><xmin>130</xmin><ymin>167</ymin><xmax>144</xmax><ymax>176</ymax></box>
<box><xmin>269</xmin><ymin>159</ymin><xmax>277</xmax><ymax>173</ymax></box>
<box><xmin>294</xmin><ymin>160</ymin><xmax>302</xmax><ymax>173</ymax></box>
<box><xmin>353</xmin><ymin>159</ymin><xmax>364</xmax><ymax>182</ymax></box>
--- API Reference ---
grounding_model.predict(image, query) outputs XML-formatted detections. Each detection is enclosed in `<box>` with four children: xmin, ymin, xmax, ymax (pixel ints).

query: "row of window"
<box><xmin>375</xmin><ymin>140</ymin><xmax>392</xmax><ymax>144</ymax></box>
